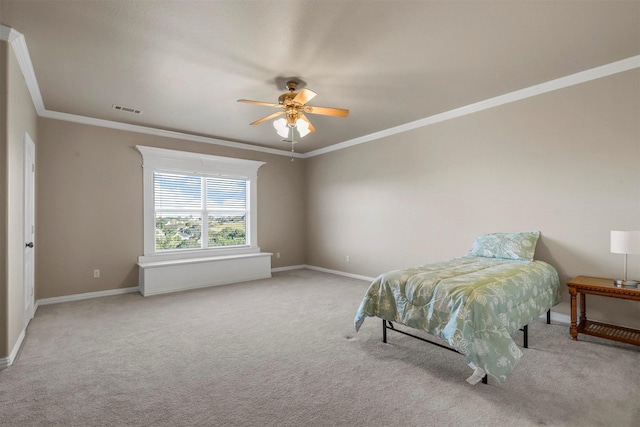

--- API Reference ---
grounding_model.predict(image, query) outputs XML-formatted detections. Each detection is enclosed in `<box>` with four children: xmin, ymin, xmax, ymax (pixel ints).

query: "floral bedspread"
<box><xmin>354</xmin><ymin>256</ymin><xmax>561</xmax><ymax>384</ymax></box>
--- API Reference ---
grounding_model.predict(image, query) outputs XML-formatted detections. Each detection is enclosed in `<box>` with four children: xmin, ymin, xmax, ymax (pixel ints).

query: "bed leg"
<box><xmin>382</xmin><ymin>319</ymin><xmax>387</xmax><ymax>343</ymax></box>
<box><xmin>523</xmin><ymin>324</ymin><xmax>528</xmax><ymax>348</ymax></box>
<box><xmin>482</xmin><ymin>375</ymin><xmax>488</xmax><ymax>385</ymax></box>
<box><xmin>547</xmin><ymin>309</ymin><xmax>551</xmax><ymax>325</ymax></box>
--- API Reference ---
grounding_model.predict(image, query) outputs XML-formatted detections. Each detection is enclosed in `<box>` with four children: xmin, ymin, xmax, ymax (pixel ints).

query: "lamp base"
<box><xmin>613</xmin><ymin>279</ymin><xmax>638</xmax><ymax>288</ymax></box>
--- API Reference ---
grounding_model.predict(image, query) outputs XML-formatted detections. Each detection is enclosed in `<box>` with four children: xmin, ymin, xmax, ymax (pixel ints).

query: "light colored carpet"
<box><xmin>1</xmin><ymin>269</ymin><xmax>638</xmax><ymax>426</ymax></box>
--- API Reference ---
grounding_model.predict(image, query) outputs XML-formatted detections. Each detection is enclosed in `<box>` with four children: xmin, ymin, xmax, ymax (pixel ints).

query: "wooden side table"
<box><xmin>567</xmin><ymin>276</ymin><xmax>640</xmax><ymax>346</ymax></box>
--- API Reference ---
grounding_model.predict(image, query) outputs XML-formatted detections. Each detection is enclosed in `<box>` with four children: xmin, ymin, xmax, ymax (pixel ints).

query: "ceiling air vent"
<box><xmin>112</xmin><ymin>104</ymin><xmax>142</xmax><ymax>114</ymax></box>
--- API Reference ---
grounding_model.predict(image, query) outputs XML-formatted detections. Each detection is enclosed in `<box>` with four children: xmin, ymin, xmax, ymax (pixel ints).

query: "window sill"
<box><xmin>138</xmin><ymin>246</ymin><xmax>262</xmax><ymax>264</ymax></box>
<box><xmin>137</xmin><ymin>251</ymin><xmax>271</xmax><ymax>268</ymax></box>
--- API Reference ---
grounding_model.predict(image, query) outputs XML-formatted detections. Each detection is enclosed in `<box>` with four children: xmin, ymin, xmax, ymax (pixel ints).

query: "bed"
<box><xmin>354</xmin><ymin>231</ymin><xmax>562</xmax><ymax>384</ymax></box>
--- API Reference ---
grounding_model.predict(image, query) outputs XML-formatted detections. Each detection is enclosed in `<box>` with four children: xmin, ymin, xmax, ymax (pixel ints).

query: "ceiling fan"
<box><xmin>238</xmin><ymin>81</ymin><xmax>349</xmax><ymax>140</ymax></box>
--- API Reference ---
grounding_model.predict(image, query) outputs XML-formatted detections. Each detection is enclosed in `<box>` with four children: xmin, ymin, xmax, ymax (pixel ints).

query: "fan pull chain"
<box><xmin>290</xmin><ymin>128</ymin><xmax>295</xmax><ymax>162</ymax></box>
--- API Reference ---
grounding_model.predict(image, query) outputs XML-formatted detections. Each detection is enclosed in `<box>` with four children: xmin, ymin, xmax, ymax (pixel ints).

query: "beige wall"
<box><xmin>35</xmin><ymin>119</ymin><xmax>306</xmax><ymax>299</ymax></box>
<box><xmin>1</xmin><ymin>40</ymin><xmax>38</xmax><ymax>359</ymax></box>
<box><xmin>306</xmin><ymin>69</ymin><xmax>640</xmax><ymax>329</ymax></box>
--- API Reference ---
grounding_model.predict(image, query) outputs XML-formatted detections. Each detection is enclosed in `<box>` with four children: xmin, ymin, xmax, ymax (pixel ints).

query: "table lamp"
<box><xmin>610</xmin><ymin>230</ymin><xmax>640</xmax><ymax>288</ymax></box>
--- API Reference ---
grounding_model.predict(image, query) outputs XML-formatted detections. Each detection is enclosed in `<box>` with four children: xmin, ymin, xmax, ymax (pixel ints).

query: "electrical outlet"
<box><xmin>276</xmin><ymin>252</ymin><xmax>281</xmax><ymax>259</ymax></box>
<box><xmin>93</xmin><ymin>269</ymin><xmax>100</xmax><ymax>278</ymax></box>
<box><xmin>346</xmin><ymin>255</ymin><xmax>350</xmax><ymax>263</ymax></box>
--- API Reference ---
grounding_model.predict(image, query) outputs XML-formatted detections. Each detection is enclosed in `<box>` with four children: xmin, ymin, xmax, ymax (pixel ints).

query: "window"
<box><xmin>137</xmin><ymin>146</ymin><xmax>265</xmax><ymax>260</ymax></box>
<box><xmin>154</xmin><ymin>172</ymin><xmax>248</xmax><ymax>251</ymax></box>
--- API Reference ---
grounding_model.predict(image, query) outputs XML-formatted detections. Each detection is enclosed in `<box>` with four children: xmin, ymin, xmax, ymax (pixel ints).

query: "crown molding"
<box><xmin>1</xmin><ymin>24</ymin><xmax>46</xmax><ymax>113</ymax></box>
<box><xmin>4</xmin><ymin>24</ymin><xmax>639</xmax><ymax>160</ymax></box>
<box><xmin>40</xmin><ymin>109</ymin><xmax>304</xmax><ymax>158</ymax></box>
<box><xmin>0</xmin><ymin>24</ymin><xmax>12</xmax><ymax>41</ymax></box>
<box><xmin>302</xmin><ymin>55</ymin><xmax>640</xmax><ymax>158</ymax></box>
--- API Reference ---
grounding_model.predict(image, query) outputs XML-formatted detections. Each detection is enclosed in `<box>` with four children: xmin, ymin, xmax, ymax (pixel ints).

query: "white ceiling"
<box><xmin>1</xmin><ymin>1</ymin><xmax>639</xmax><ymax>154</ymax></box>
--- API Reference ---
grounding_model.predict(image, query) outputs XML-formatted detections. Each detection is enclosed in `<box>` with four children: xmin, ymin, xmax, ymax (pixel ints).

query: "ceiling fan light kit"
<box><xmin>273</xmin><ymin>117</ymin><xmax>311</xmax><ymax>139</ymax></box>
<box><xmin>273</xmin><ymin>118</ymin><xmax>289</xmax><ymax>138</ymax></box>
<box><xmin>238</xmin><ymin>80</ymin><xmax>349</xmax><ymax>143</ymax></box>
<box><xmin>296</xmin><ymin>119</ymin><xmax>311</xmax><ymax>137</ymax></box>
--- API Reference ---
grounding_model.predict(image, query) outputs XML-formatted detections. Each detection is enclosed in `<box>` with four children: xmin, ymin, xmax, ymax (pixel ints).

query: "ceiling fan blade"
<box><xmin>298</xmin><ymin>113</ymin><xmax>316</xmax><ymax>134</ymax></box>
<box><xmin>250</xmin><ymin>111</ymin><xmax>284</xmax><ymax>125</ymax></box>
<box><xmin>304</xmin><ymin>105</ymin><xmax>349</xmax><ymax>117</ymax></box>
<box><xmin>237</xmin><ymin>99</ymin><xmax>280</xmax><ymax>107</ymax></box>
<box><xmin>292</xmin><ymin>88</ymin><xmax>317</xmax><ymax>105</ymax></box>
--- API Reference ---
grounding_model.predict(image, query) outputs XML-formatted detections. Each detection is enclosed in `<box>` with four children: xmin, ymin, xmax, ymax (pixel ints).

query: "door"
<box><xmin>23</xmin><ymin>133</ymin><xmax>35</xmax><ymax>327</ymax></box>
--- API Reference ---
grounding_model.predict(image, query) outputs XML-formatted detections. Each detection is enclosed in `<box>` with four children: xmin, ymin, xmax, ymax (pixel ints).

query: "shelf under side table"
<box><xmin>578</xmin><ymin>320</ymin><xmax>640</xmax><ymax>346</ymax></box>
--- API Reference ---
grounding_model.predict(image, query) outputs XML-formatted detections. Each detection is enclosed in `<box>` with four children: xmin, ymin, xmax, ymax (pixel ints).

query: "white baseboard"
<box><xmin>303</xmin><ymin>265</ymin><xmax>375</xmax><ymax>282</ymax></box>
<box><xmin>273</xmin><ymin>263</ymin><xmax>373</xmax><ymax>281</ymax></box>
<box><xmin>36</xmin><ymin>286</ymin><xmax>140</xmax><ymax>307</ymax></box>
<box><xmin>547</xmin><ymin>311</ymin><xmax>570</xmax><ymax>325</ymax></box>
<box><xmin>272</xmin><ymin>264</ymin><xmax>373</xmax><ymax>281</ymax></box>
<box><xmin>271</xmin><ymin>265</ymin><xmax>306</xmax><ymax>273</ymax></box>
<box><xmin>0</xmin><ymin>328</ymin><xmax>26</xmax><ymax>370</ymax></box>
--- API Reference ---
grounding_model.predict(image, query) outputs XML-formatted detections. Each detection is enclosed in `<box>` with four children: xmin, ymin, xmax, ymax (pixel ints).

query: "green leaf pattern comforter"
<box><xmin>354</xmin><ymin>256</ymin><xmax>561</xmax><ymax>383</ymax></box>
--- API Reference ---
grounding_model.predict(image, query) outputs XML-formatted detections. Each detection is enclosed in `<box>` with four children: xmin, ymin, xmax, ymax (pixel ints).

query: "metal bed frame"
<box><xmin>382</xmin><ymin>310</ymin><xmax>552</xmax><ymax>384</ymax></box>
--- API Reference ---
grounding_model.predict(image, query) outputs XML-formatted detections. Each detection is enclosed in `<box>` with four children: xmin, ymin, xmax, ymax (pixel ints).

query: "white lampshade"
<box><xmin>295</xmin><ymin>118</ymin><xmax>310</xmax><ymax>137</ymax></box>
<box><xmin>610</xmin><ymin>231</ymin><xmax>640</xmax><ymax>254</ymax></box>
<box><xmin>273</xmin><ymin>118</ymin><xmax>289</xmax><ymax>138</ymax></box>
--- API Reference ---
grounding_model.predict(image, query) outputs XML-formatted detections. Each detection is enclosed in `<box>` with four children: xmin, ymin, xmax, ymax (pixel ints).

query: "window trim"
<box><xmin>136</xmin><ymin>146</ymin><xmax>265</xmax><ymax>261</ymax></box>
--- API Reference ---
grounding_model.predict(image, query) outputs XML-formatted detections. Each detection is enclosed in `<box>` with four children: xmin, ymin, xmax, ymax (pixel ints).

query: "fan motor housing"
<box><xmin>278</xmin><ymin>81</ymin><xmax>302</xmax><ymax>105</ymax></box>
<box><xmin>278</xmin><ymin>92</ymin><xmax>298</xmax><ymax>106</ymax></box>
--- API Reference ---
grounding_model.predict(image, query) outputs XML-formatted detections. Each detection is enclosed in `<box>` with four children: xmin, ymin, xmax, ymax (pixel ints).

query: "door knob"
<box><xmin>25</xmin><ymin>242</ymin><xmax>34</xmax><ymax>248</ymax></box>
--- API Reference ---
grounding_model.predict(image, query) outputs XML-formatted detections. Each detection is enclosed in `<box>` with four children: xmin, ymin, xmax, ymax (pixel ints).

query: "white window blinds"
<box><xmin>154</xmin><ymin>172</ymin><xmax>248</xmax><ymax>251</ymax></box>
